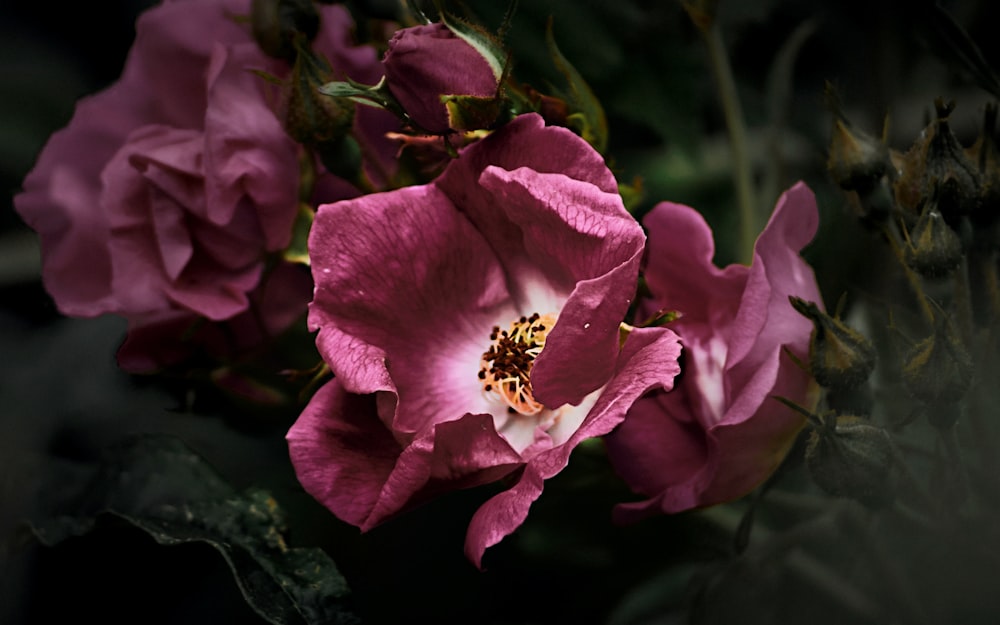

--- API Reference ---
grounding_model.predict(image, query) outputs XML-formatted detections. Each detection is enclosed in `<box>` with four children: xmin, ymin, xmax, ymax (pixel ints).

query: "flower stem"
<box><xmin>703</xmin><ymin>21</ymin><xmax>757</xmax><ymax>265</ymax></box>
<box><xmin>880</xmin><ymin>222</ymin><xmax>936</xmax><ymax>326</ymax></box>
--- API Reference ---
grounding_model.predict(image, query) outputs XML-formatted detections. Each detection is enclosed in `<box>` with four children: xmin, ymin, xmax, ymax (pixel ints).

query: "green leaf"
<box><xmin>29</xmin><ymin>434</ymin><xmax>359</xmax><ymax>625</ymax></box>
<box><xmin>318</xmin><ymin>77</ymin><xmax>405</xmax><ymax>117</ymax></box>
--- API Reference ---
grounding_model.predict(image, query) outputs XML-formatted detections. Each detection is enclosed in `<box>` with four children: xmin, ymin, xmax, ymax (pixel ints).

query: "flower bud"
<box><xmin>901</xmin><ymin>313</ymin><xmax>973</xmax><ymax>424</ymax></box>
<box><xmin>282</xmin><ymin>51</ymin><xmax>355</xmax><ymax>147</ymax></box>
<box><xmin>805</xmin><ymin>415</ymin><xmax>896</xmax><ymax>508</ymax></box>
<box><xmin>904</xmin><ymin>191</ymin><xmax>964</xmax><ymax>277</ymax></box>
<box><xmin>894</xmin><ymin>98</ymin><xmax>981</xmax><ymax>222</ymax></box>
<box><xmin>382</xmin><ymin>22</ymin><xmax>503</xmax><ymax>134</ymax></box>
<box><xmin>251</xmin><ymin>0</ymin><xmax>320</xmax><ymax>62</ymax></box>
<box><xmin>790</xmin><ymin>296</ymin><xmax>877</xmax><ymax>390</ymax></box>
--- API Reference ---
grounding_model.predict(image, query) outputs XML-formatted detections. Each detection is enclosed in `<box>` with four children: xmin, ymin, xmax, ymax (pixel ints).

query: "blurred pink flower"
<box><xmin>287</xmin><ymin>114</ymin><xmax>681</xmax><ymax>567</ymax></box>
<box><xmin>14</xmin><ymin>0</ymin><xmax>393</xmax><ymax>370</ymax></box>
<box><xmin>605</xmin><ymin>182</ymin><xmax>823</xmax><ymax>522</ymax></box>
<box><xmin>382</xmin><ymin>22</ymin><xmax>500</xmax><ymax>133</ymax></box>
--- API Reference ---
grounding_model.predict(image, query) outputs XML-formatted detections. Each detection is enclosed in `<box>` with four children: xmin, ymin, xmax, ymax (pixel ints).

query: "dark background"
<box><xmin>3</xmin><ymin>1</ymin><xmax>1000</xmax><ymax>623</ymax></box>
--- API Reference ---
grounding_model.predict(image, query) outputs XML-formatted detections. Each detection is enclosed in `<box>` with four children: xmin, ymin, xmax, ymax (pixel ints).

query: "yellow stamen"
<box><xmin>479</xmin><ymin>312</ymin><xmax>558</xmax><ymax>416</ymax></box>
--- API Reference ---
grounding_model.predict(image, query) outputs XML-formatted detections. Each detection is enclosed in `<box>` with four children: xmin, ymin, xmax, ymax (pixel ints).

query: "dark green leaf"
<box><xmin>29</xmin><ymin>434</ymin><xmax>359</xmax><ymax>625</ymax></box>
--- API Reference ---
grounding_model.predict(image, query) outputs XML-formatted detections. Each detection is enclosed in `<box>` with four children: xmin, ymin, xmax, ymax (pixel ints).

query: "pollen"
<box><xmin>479</xmin><ymin>312</ymin><xmax>558</xmax><ymax>416</ymax></box>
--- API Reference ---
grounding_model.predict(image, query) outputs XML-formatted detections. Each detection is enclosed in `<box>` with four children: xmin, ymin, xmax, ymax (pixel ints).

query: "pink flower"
<box><xmin>382</xmin><ymin>23</ymin><xmax>501</xmax><ymax>133</ymax></box>
<box><xmin>287</xmin><ymin>114</ymin><xmax>682</xmax><ymax>567</ymax></box>
<box><xmin>604</xmin><ymin>183</ymin><xmax>823</xmax><ymax>522</ymax></box>
<box><xmin>14</xmin><ymin>0</ymin><xmax>392</xmax><ymax>369</ymax></box>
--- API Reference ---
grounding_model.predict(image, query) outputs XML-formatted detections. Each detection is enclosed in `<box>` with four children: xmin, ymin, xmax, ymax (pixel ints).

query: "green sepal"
<box><xmin>545</xmin><ymin>19</ymin><xmax>608</xmax><ymax>153</ymax></box>
<box><xmin>315</xmin><ymin>134</ymin><xmax>364</xmax><ymax>186</ymax></box>
<box><xmin>618</xmin><ymin>177</ymin><xmax>646</xmax><ymax>214</ymax></box>
<box><xmin>283</xmin><ymin>202</ymin><xmax>315</xmax><ymax>266</ymax></box>
<box><xmin>28</xmin><ymin>434</ymin><xmax>360</xmax><ymax>625</ymax></box>
<box><xmin>442</xmin><ymin>93</ymin><xmax>511</xmax><ymax>132</ymax></box>
<box><xmin>638</xmin><ymin>307</ymin><xmax>682</xmax><ymax>328</ymax></box>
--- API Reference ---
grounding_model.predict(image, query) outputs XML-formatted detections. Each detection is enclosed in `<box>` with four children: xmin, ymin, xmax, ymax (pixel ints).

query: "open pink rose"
<box><xmin>604</xmin><ymin>182</ymin><xmax>823</xmax><ymax>522</ymax></box>
<box><xmin>14</xmin><ymin>0</ymin><xmax>394</xmax><ymax>370</ymax></box>
<box><xmin>287</xmin><ymin>114</ymin><xmax>682</xmax><ymax>567</ymax></box>
<box><xmin>382</xmin><ymin>22</ymin><xmax>501</xmax><ymax>133</ymax></box>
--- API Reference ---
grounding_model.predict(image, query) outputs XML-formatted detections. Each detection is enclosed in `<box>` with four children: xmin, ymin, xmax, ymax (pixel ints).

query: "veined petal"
<box><xmin>308</xmin><ymin>184</ymin><xmax>512</xmax><ymax>430</ymax></box>
<box><xmin>476</xmin><ymin>166</ymin><xmax>646</xmax><ymax>407</ymax></box>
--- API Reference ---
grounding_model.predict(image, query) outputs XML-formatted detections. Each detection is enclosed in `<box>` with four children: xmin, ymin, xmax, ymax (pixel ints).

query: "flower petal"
<box><xmin>203</xmin><ymin>42</ymin><xmax>299</xmax><ymax>244</ymax></box>
<box><xmin>288</xmin><ymin>380</ymin><xmax>525</xmax><ymax>531</ymax></box>
<box><xmin>607</xmin><ymin>183</ymin><xmax>822</xmax><ymax>518</ymax></box>
<box><xmin>308</xmin><ymin>184</ymin><xmax>512</xmax><ymax>431</ymax></box>
<box><xmin>287</xmin><ymin>380</ymin><xmax>402</xmax><ymax>528</ymax></box>
<box><xmin>465</xmin><ymin>326</ymin><xmax>682</xmax><ymax>567</ymax></box>
<box><xmin>471</xmin><ymin>166</ymin><xmax>646</xmax><ymax>407</ymax></box>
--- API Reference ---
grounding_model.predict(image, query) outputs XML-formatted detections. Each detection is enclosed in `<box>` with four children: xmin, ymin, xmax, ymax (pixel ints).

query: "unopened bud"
<box><xmin>805</xmin><ymin>415</ymin><xmax>896</xmax><ymax>508</ymax></box>
<box><xmin>901</xmin><ymin>313</ymin><xmax>973</xmax><ymax>425</ymax></box>
<box><xmin>282</xmin><ymin>52</ymin><xmax>355</xmax><ymax>147</ymax></box>
<box><xmin>790</xmin><ymin>296</ymin><xmax>877</xmax><ymax>390</ymax></box>
<box><xmin>904</xmin><ymin>191</ymin><xmax>964</xmax><ymax>277</ymax></box>
<box><xmin>251</xmin><ymin>0</ymin><xmax>320</xmax><ymax>62</ymax></box>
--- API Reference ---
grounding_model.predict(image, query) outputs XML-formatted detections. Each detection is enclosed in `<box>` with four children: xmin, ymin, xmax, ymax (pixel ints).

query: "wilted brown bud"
<box><xmin>805</xmin><ymin>414</ymin><xmax>896</xmax><ymax>508</ymax></box>
<box><xmin>252</xmin><ymin>0</ymin><xmax>320</xmax><ymax>62</ymax></box>
<box><xmin>893</xmin><ymin>98</ymin><xmax>981</xmax><ymax>222</ymax></box>
<box><xmin>904</xmin><ymin>189</ymin><xmax>964</xmax><ymax>277</ymax></box>
<box><xmin>790</xmin><ymin>296</ymin><xmax>877</xmax><ymax>390</ymax></box>
<box><xmin>901</xmin><ymin>312</ymin><xmax>973</xmax><ymax>425</ymax></box>
<box><xmin>827</xmin><ymin>115</ymin><xmax>891</xmax><ymax>194</ymax></box>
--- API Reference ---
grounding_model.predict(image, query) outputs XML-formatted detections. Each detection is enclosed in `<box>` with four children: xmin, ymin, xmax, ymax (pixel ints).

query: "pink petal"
<box><xmin>641</xmin><ymin>201</ymin><xmax>747</xmax><ymax>331</ymax></box>
<box><xmin>605</xmin><ymin>390</ymin><xmax>716</xmax><ymax>522</ymax></box>
<box><xmin>287</xmin><ymin>381</ymin><xmax>403</xmax><ymax>528</ymax></box>
<box><xmin>437</xmin><ymin>114</ymin><xmax>619</xmax><ymax>224</ymax></box>
<box><xmin>203</xmin><ymin>42</ymin><xmax>299</xmax><ymax>244</ymax></box>
<box><xmin>308</xmin><ymin>184</ymin><xmax>511</xmax><ymax>428</ymax></box>
<box><xmin>127</xmin><ymin>0</ymin><xmax>253</xmax><ymax>128</ymax></box>
<box><xmin>608</xmin><ymin>183</ymin><xmax>822</xmax><ymax>518</ymax></box>
<box><xmin>471</xmin><ymin>166</ymin><xmax>647</xmax><ymax>407</ymax></box>
<box><xmin>465</xmin><ymin>326</ymin><xmax>682</xmax><ymax>567</ymax></box>
<box><xmin>288</xmin><ymin>380</ymin><xmax>524</xmax><ymax>531</ymax></box>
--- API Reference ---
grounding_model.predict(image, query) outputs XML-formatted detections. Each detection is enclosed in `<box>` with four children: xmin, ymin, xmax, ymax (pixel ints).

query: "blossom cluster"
<box><xmin>15</xmin><ymin>0</ymin><xmax>824</xmax><ymax>566</ymax></box>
